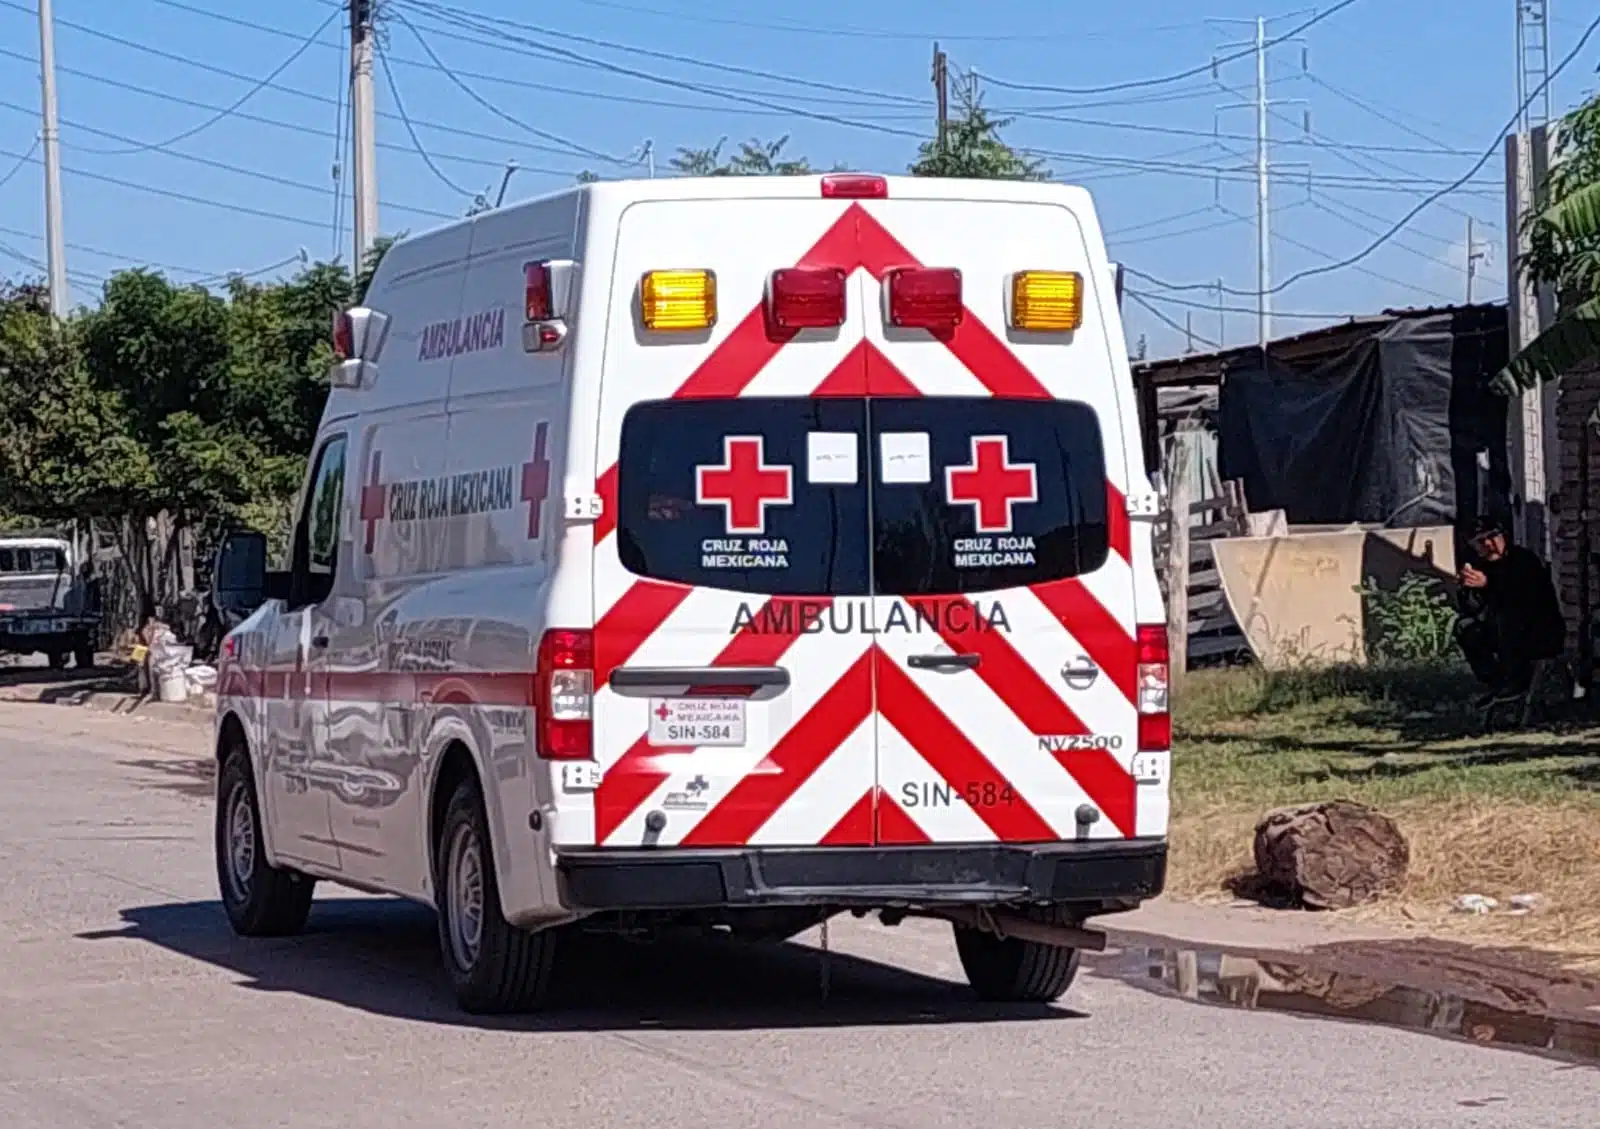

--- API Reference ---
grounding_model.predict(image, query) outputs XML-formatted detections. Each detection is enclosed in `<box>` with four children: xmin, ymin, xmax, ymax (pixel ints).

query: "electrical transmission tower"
<box><xmin>1515</xmin><ymin>0</ymin><xmax>1553</xmax><ymax>132</ymax></box>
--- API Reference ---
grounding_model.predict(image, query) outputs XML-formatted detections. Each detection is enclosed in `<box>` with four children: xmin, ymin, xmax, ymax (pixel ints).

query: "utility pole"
<box><xmin>37</xmin><ymin>0</ymin><xmax>69</xmax><ymax>316</ymax></box>
<box><xmin>1465</xmin><ymin>215</ymin><xmax>1487</xmax><ymax>303</ymax></box>
<box><xmin>932</xmin><ymin>43</ymin><xmax>949</xmax><ymax>152</ymax></box>
<box><xmin>1184</xmin><ymin>311</ymin><xmax>1195</xmax><ymax>354</ymax></box>
<box><xmin>1212</xmin><ymin>16</ymin><xmax>1308</xmax><ymax>352</ymax></box>
<box><xmin>1515</xmin><ymin>0</ymin><xmax>1553</xmax><ymax>135</ymax></box>
<box><xmin>350</xmin><ymin>0</ymin><xmax>379</xmax><ymax>269</ymax></box>
<box><xmin>1215</xmin><ymin>278</ymin><xmax>1225</xmax><ymax>348</ymax></box>
<box><xmin>1253</xmin><ymin>15</ymin><xmax>1270</xmax><ymax>348</ymax></box>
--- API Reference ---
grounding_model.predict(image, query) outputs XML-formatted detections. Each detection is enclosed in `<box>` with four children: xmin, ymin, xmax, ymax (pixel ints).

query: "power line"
<box><xmin>330</xmin><ymin>21</ymin><xmax>349</xmax><ymax>258</ymax></box>
<box><xmin>1308</xmin><ymin>192</ymin><xmax>1474</xmax><ymax>277</ymax></box>
<box><xmin>373</xmin><ymin>37</ymin><xmax>476</xmax><ymax>197</ymax></box>
<box><xmin>73</xmin><ymin>7</ymin><xmax>340</xmax><ymax>156</ymax></box>
<box><xmin>0</xmin><ymin>137</ymin><xmax>37</xmax><ymax>188</ymax></box>
<box><xmin>974</xmin><ymin>1</ymin><xmax>1363</xmax><ymax>96</ymax></box>
<box><xmin>1122</xmin><ymin>10</ymin><xmax>1598</xmax><ymax>305</ymax></box>
<box><xmin>127</xmin><ymin>0</ymin><xmax>930</xmax><ymax>117</ymax></box>
<box><xmin>0</xmin><ymin>99</ymin><xmax>456</xmax><ymax>221</ymax></box>
<box><xmin>0</xmin><ymin>143</ymin><xmax>334</xmax><ymax>229</ymax></box>
<box><xmin>383</xmin><ymin>6</ymin><xmax>637</xmax><ymax>167</ymax></box>
<box><xmin>1129</xmin><ymin>287</ymin><xmax>1351</xmax><ymax>321</ymax></box>
<box><xmin>1214</xmin><ymin>202</ymin><xmax>1458</xmax><ymax>303</ymax></box>
<box><xmin>1305</xmin><ymin>73</ymin><xmax>1474</xmax><ymax>150</ymax></box>
<box><xmin>0</xmin><ymin>220</ymin><xmax>231</xmax><ymax>278</ymax></box>
<box><xmin>388</xmin><ymin>2</ymin><xmax>933</xmax><ymax>144</ymax></box>
<box><xmin>531</xmin><ymin>0</ymin><xmax>1211</xmax><ymax>42</ymax></box>
<box><xmin>0</xmin><ymin>16</ymin><xmax>631</xmax><ymax>163</ymax></box>
<box><xmin>1008</xmin><ymin>105</ymin><xmax>1479</xmax><ymax>157</ymax></box>
<box><xmin>397</xmin><ymin>0</ymin><xmax>928</xmax><ymax>108</ymax></box>
<box><xmin>1125</xmin><ymin>290</ymin><xmax>1222</xmax><ymax>349</ymax></box>
<box><xmin>1261</xmin><ymin>10</ymin><xmax>1599</xmax><ymax>298</ymax></box>
<box><xmin>0</xmin><ymin>46</ymin><xmax>591</xmax><ymax>174</ymax></box>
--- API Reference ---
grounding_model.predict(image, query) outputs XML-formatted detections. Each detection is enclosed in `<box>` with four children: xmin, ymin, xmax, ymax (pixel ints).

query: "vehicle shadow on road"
<box><xmin>79</xmin><ymin>897</ymin><xmax>1085</xmax><ymax>1031</ymax></box>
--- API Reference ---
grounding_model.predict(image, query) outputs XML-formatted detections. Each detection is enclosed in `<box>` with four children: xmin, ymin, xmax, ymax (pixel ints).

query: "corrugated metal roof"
<box><xmin>1131</xmin><ymin>300</ymin><xmax>1508</xmax><ymax>386</ymax></box>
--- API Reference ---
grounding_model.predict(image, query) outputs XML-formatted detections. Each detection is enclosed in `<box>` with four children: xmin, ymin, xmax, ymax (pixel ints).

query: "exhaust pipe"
<box><xmin>909</xmin><ymin>907</ymin><xmax>1108</xmax><ymax>951</ymax></box>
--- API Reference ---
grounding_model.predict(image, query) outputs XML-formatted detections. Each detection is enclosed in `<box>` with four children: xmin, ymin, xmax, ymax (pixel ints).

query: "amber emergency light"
<box><xmin>1009</xmin><ymin>271</ymin><xmax>1083</xmax><ymax>332</ymax></box>
<box><xmin>641</xmin><ymin>269</ymin><xmax>717</xmax><ymax>331</ymax></box>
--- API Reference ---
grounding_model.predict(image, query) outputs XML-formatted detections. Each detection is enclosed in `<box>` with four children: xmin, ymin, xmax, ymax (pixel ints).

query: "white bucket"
<box><xmin>157</xmin><ymin>668</ymin><xmax>189</xmax><ymax>703</ymax></box>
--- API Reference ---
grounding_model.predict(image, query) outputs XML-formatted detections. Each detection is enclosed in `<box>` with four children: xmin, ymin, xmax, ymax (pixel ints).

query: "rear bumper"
<box><xmin>556</xmin><ymin>838</ymin><xmax>1167</xmax><ymax>912</ymax></box>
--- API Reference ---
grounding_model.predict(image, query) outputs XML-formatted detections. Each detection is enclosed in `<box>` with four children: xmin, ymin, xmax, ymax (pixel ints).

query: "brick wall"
<box><xmin>1552</xmin><ymin>359</ymin><xmax>1600</xmax><ymax>644</ymax></box>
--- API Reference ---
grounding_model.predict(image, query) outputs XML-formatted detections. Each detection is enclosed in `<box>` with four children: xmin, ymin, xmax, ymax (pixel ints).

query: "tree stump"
<box><xmin>1252</xmin><ymin>800</ymin><xmax>1410</xmax><ymax>909</ymax></box>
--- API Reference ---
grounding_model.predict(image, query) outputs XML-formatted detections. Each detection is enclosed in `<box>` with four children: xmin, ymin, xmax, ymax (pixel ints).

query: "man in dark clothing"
<box><xmin>1454</xmin><ymin>517</ymin><xmax>1565</xmax><ymax>706</ymax></box>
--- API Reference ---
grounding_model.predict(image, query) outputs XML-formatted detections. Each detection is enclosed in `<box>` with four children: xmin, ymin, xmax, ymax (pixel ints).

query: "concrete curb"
<box><xmin>0</xmin><ymin>685</ymin><xmax>213</xmax><ymax>729</ymax></box>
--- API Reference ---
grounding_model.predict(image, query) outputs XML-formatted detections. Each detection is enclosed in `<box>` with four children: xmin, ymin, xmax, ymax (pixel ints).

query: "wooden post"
<box><xmin>1166</xmin><ymin>430</ymin><xmax>1195</xmax><ymax>696</ymax></box>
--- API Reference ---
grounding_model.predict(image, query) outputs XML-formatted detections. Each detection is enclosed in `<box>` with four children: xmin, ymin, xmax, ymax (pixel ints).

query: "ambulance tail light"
<box><xmin>525</xmin><ymin>261</ymin><xmax>553</xmax><ymax>321</ymax></box>
<box><xmin>767</xmin><ymin>267</ymin><xmax>847</xmax><ymax>329</ymax></box>
<box><xmin>641</xmin><ymin>269</ymin><xmax>717</xmax><ymax>331</ymax></box>
<box><xmin>1010</xmin><ymin>271</ymin><xmax>1084</xmax><ymax>332</ymax></box>
<box><xmin>821</xmin><ymin>173</ymin><xmax>888</xmax><ymax>199</ymax></box>
<box><xmin>885</xmin><ymin>267</ymin><xmax>963</xmax><ymax>331</ymax></box>
<box><xmin>332</xmin><ymin>310</ymin><xmax>353</xmax><ymax>360</ymax></box>
<box><xmin>1136</xmin><ymin>624</ymin><xmax>1171</xmax><ymax>751</ymax></box>
<box><xmin>534</xmin><ymin>628</ymin><xmax>593</xmax><ymax>760</ymax></box>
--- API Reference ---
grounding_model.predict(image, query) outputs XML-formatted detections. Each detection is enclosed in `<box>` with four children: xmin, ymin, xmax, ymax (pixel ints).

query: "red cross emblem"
<box><xmin>945</xmin><ymin>435</ymin><xmax>1038</xmax><ymax>534</ymax></box>
<box><xmin>359</xmin><ymin>450</ymin><xmax>386</xmax><ymax>553</ymax></box>
<box><xmin>654</xmin><ymin>702</ymin><xmax>672</xmax><ymax>720</ymax></box>
<box><xmin>521</xmin><ymin>421</ymin><xmax>551</xmax><ymax>540</ymax></box>
<box><xmin>695</xmin><ymin>436</ymin><xmax>793</xmax><ymax>535</ymax></box>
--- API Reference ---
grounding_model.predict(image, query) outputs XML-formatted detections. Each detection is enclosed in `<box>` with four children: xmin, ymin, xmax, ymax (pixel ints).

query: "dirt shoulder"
<box><xmin>1173</xmin><ymin>664</ymin><xmax>1600</xmax><ymax>969</ymax></box>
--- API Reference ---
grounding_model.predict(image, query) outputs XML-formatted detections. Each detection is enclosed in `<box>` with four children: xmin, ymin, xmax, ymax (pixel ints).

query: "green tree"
<box><xmin>909</xmin><ymin>87</ymin><xmax>1048</xmax><ymax>181</ymax></box>
<box><xmin>1497</xmin><ymin>92</ymin><xmax>1600</xmax><ymax>391</ymax></box>
<box><xmin>670</xmin><ymin>135</ymin><xmax>817</xmax><ymax>176</ymax></box>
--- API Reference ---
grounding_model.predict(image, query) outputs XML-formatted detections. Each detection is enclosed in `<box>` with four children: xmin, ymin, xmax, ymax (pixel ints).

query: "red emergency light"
<box><xmin>821</xmin><ymin>173</ymin><xmax>888</xmax><ymax>199</ymax></box>
<box><xmin>524</xmin><ymin>261</ymin><xmax>553</xmax><ymax>321</ymax></box>
<box><xmin>768</xmin><ymin>266</ymin><xmax>847</xmax><ymax>329</ymax></box>
<box><xmin>885</xmin><ymin>267</ymin><xmax>963</xmax><ymax>331</ymax></box>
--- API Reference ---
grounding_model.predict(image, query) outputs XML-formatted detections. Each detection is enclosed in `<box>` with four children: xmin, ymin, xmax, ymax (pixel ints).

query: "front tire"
<box><xmin>215</xmin><ymin>749</ymin><xmax>315</xmax><ymax>936</ymax></box>
<box><xmin>954</xmin><ymin>906</ymin><xmax>1082</xmax><ymax>1003</ymax></box>
<box><xmin>435</xmin><ymin>776</ymin><xmax>558</xmax><ymax>1014</ymax></box>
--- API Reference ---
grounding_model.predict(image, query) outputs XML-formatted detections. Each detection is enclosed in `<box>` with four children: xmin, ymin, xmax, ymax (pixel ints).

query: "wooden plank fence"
<box><xmin>1155</xmin><ymin>477</ymin><xmax>1252</xmax><ymax>665</ymax></box>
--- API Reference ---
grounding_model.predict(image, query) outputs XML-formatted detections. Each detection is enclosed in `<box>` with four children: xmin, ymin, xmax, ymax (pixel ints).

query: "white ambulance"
<box><xmin>212</xmin><ymin>172</ymin><xmax>1172</xmax><ymax>1014</ymax></box>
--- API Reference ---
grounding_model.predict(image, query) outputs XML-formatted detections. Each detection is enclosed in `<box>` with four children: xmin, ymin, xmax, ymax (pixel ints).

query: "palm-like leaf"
<box><xmin>1538</xmin><ymin>181</ymin><xmax>1600</xmax><ymax>244</ymax></box>
<box><xmin>1492</xmin><ymin>297</ymin><xmax>1600</xmax><ymax>394</ymax></box>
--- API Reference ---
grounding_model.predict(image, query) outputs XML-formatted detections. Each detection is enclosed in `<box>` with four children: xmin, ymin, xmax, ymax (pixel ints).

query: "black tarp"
<box><xmin>1216</xmin><ymin>308</ymin><xmax>1509</xmax><ymax>530</ymax></box>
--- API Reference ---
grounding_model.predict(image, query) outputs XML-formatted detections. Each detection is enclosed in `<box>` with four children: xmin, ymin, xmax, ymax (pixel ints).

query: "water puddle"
<box><xmin>1094</xmin><ymin>944</ymin><xmax>1600</xmax><ymax>1066</ymax></box>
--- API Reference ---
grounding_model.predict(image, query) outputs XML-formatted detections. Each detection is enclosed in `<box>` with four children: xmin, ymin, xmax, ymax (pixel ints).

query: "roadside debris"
<box><xmin>1455</xmin><ymin>893</ymin><xmax>1547</xmax><ymax>916</ymax></box>
<box><xmin>1253</xmin><ymin>799</ymin><xmax>1410</xmax><ymax>909</ymax></box>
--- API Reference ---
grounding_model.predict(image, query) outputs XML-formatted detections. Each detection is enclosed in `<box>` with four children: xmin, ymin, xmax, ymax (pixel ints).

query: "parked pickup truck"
<box><xmin>0</xmin><ymin>534</ymin><xmax>99</xmax><ymax>670</ymax></box>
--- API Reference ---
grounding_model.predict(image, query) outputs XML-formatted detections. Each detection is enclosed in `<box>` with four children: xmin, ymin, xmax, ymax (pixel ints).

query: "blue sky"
<box><xmin>0</xmin><ymin>0</ymin><xmax>1596</xmax><ymax>358</ymax></box>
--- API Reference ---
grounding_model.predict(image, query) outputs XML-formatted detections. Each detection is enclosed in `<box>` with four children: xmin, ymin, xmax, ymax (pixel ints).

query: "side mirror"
<box><xmin>212</xmin><ymin>531</ymin><xmax>283</xmax><ymax>615</ymax></box>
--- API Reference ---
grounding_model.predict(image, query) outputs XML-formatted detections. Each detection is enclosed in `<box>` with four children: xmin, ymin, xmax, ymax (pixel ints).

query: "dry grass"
<box><xmin>1169</xmin><ymin>663</ymin><xmax>1600</xmax><ymax>963</ymax></box>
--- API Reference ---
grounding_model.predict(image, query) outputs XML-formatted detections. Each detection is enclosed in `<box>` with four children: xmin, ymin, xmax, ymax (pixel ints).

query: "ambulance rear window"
<box><xmin>870</xmin><ymin>397</ymin><xmax>1110</xmax><ymax>596</ymax></box>
<box><xmin>615</xmin><ymin>397</ymin><xmax>1109</xmax><ymax>596</ymax></box>
<box><xmin>616</xmin><ymin>399</ymin><xmax>873</xmax><ymax>596</ymax></box>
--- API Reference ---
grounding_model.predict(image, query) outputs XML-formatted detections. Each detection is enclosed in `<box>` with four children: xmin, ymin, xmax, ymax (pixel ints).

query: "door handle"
<box><xmin>907</xmin><ymin>652</ymin><xmax>980</xmax><ymax>672</ymax></box>
<box><xmin>608</xmin><ymin>665</ymin><xmax>790</xmax><ymax>701</ymax></box>
<box><xmin>311</xmin><ymin>634</ymin><xmax>330</xmax><ymax>650</ymax></box>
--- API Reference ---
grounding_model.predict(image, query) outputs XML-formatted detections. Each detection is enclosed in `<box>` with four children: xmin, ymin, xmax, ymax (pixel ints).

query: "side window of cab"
<box><xmin>288</xmin><ymin>434</ymin><xmax>349</xmax><ymax>610</ymax></box>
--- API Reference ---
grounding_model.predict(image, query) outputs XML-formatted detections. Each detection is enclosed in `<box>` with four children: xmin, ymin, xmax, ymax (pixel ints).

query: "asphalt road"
<box><xmin>0</xmin><ymin>703</ymin><xmax>1595</xmax><ymax>1129</ymax></box>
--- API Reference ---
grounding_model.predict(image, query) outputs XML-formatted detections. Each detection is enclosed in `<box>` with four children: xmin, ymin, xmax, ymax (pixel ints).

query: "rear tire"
<box><xmin>435</xmin><ymin>775</ymin><xmax>558</xmax><ymax>1014</ymax></box>
<box><xmin>215</xmin><ymin>749</ymin><xmax>315</xmax><ymax>936</ymax></box>
<box><xmin>46</xmin><ymin>650</ymin><xmax>67</xmax><ymax>671</ymax></box>
<box><xmin>73</xmin><ymin>638</ymin><xmax>95</xmax><ymax>670</ymax></box>
<box><xmin>954</xmin><ymin>906</ymin><xmax>1082</xmax><ymax>1003</ymax></box>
